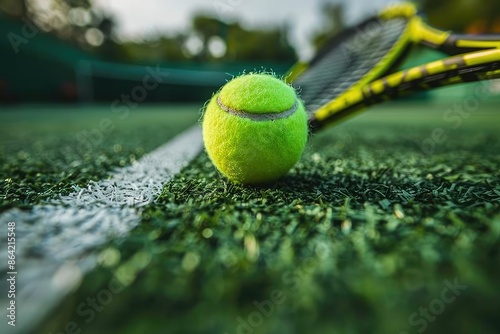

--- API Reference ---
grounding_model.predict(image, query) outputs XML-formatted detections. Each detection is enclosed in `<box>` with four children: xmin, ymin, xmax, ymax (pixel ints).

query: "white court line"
<box><xmin>0</xmin><ymin>126</ymin><xmax>203</xmax><ymax>334</ymax></box>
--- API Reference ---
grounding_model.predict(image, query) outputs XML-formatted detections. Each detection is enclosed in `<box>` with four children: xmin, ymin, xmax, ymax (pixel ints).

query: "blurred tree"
<box><xmin>0</xmin><ymin>0</ymin><xmax>27</xmax><ymax>17</ymax></box>
<box><xmin>1</xmin><ymin>1</ymin><xmax>297</xmax><ymax>63</ymax></box>
<box><xmin>0</xmin><ymin>0</ymin><xmax>118</xmax><ymax>55</ymax></box>
<box><xmin>419</xmin><ymin>0</ymin><xmax>500</xmax><ymax>32</ymax></box>
<box><xmin>311</xmin><ymin>3</ymin><xmax>344</xmax><ymax>51</ymax></box>
<box><xmin>192</xmin><ymin>15</ymin><xmax>229</xmax><ymax>59</ymax></box>
<box><xmin>120</xmin><ymin>35</ymin><xmax>187</xmax><ymax>63</ymax></box>
<box><xmin>190</xmin><ymin>14</ymin><xmax>296</xmax><ymax>62</ymax></box>
<box><xmin>226</xmin><ymin>23</ymin><xmax>296</xmax><ymax>61</ymax></box>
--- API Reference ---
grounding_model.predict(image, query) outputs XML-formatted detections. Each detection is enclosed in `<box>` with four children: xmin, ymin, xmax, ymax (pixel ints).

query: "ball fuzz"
<box><xmin>202</xmin><ymin>73</ymin><xmax>308</xmax><ymax>184</ymax></box>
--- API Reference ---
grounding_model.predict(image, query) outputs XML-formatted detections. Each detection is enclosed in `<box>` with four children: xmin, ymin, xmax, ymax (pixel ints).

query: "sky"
<box><xmin>93</xmin><ymin>0</ymin><xmax>395</xmax><ymax>59</ymax></box>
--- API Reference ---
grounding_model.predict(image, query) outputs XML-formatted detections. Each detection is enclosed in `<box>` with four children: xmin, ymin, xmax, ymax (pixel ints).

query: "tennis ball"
<box><xmin>202</xmin><ymin>73</ymin><xmax>308</xmax><ymax>184</ymax></box>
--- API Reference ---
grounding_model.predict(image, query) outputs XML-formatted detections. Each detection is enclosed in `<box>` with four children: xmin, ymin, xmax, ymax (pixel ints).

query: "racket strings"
<box><xmin>294</xmin><ymin>19</ymin><xmax>407</xmax><ymax>112</ymax></box>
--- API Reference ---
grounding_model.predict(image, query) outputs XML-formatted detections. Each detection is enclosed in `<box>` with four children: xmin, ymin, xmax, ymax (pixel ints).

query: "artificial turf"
<box><xmin>0</xmin><ymin>105</ymin><xmax>199</xmax><ymax>211</ymax></box>
<box><xmin>21</xmin><ymin>101</ymin><xmax>498</xmax><ymax>334</ymax></box>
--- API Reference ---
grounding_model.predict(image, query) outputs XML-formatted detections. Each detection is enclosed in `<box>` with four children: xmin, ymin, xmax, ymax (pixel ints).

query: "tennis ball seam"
<box><xmin>218</xmin><ymin>73</ymin><xmax>297</xmax><ymax>114</ymax></box>
<box><xmin>216</xmin><ymin>94</ymin><xmax>299</xmax><ymax>121</ymax></box>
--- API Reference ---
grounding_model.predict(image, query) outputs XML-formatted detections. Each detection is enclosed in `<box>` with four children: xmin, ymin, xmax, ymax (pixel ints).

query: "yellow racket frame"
<box><xmin>287</xmin><ymin>2</ymin><xmax>500</xmax><ymax>130</ymax></box>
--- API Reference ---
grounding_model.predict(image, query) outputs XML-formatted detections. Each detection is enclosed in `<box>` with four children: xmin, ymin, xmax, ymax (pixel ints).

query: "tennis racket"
<box><xmin>288</xmin><ymin>2</ymin><xmax>500</xmax><ymax>132</ymax></box>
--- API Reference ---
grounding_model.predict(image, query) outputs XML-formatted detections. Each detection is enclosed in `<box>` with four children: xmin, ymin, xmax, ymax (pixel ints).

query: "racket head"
<box><xmin>289</xmin><ymin>1</ymin><xmax>500</xmax><ymax>132</ymax></box>
<box><xmin>288</xmin><ymin>3</ymin><xmax>417</xmax><ymax>120</ymax></box>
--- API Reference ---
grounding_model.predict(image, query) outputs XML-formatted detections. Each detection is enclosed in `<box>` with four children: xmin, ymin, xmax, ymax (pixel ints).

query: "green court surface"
<box><xmin>1</xmin><ymin>102</ymin><xmax>499</xmax><ymax>334</ymax></box>
<box><xmin>0</xmin><ymin>105</ymin><xmax>199</xmax><ymax>211</ymax></box>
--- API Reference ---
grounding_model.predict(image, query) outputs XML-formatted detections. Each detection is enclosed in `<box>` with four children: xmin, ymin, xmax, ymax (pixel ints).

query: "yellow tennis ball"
<box><xmin>202</xmin><ymin>73</ymin><xmax>308</xmax><ymax>184</ymax></box>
